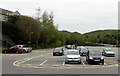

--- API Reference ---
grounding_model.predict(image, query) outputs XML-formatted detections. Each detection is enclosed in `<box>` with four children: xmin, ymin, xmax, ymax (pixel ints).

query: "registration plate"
<box><xmin>94</xmin><ymin>60</ymin><xmax>100</xmax><ymax>61</ymax></box>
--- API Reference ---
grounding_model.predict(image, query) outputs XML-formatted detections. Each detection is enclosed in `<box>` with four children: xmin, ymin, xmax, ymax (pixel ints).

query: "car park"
<box><xmin>86</xmin><ymin>50</ymin><xmax>104</xmax><ymax>65</ymax></box>
<box><xmin>2</xmin><ymin>45</ymin><xmax>24</xmax><ymax>54</ymax></box>
<box><xmin>53</xmin><ymin>48</ymin><xmax>64</xmax><ymax>56</ymax></box>
<box><xmin>79</xmin><ymin>46</ymin><xmax>88</xmax><ymax>56</ymax></box>
<box><xmin>16</xmin><ymin>45</ymin><xmax>32</xmax><ymax>53</ymax></box>
<box><xmin>65</xmin><ymin>49</ymin><xmax>81</xmax><ymax>64</ymax></box>
<box><xmin>102</xmin><ymin>48</ymin><xmax>115</xmax><ymax>57</ymax></box>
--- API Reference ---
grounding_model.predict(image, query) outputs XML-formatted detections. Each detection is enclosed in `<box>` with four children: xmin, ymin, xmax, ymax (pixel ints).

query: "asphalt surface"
<box><xmin>1</xmin><ymin>46</ymin><xmax>119</xmax><ymax>74</ymax></box>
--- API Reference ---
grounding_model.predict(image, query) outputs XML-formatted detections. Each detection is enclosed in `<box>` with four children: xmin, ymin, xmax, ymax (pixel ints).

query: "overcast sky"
<box><xmin>0</xmin><ymin>0</ymin><xmax>119</xmax><ymax>34</ymax></box>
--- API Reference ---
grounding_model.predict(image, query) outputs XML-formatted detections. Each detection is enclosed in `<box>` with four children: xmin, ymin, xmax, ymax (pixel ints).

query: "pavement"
<box><xmin>1</xmin><ymin>46</ymin><xmax>119</xmax><ymax>74</ymax></box>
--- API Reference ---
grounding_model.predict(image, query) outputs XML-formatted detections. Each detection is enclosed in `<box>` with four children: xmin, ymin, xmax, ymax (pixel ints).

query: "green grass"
<box><xmin>0</xmin><ymin>47</ymin><xmax>2</xmax><ymax>53</ymax></box>
<box><xmin>0</xmin><ymin>47</ymin><xmax>5</xmax><ymax>53</ymax></box>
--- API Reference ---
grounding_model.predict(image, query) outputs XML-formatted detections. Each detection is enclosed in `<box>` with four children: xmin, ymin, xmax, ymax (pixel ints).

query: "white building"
<box><xmin>0</xmin><ymin>8</ymin><xmax>20</xmax><ymax>21</ymax></box>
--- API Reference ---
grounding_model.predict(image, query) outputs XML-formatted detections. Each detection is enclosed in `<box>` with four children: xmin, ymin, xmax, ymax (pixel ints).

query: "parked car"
<box><xmin>72</xmin><ymin>45</ymin><xmax>77</xmax><ymax>49</ymax></box>
<box><xmin>102</xmin><ymin>48</ymin><xmax>115</xmax><ymax>57</ymax></box>
<box><xmin>79</xmin><ymin>46</ymin><xmax>88</xmax><ymax>56</ymax></box>
<box><xmin>66</xmin><ymin>45</ymin><xmax>72</xmax><ymax>49</ymax></box>
<box><xmin>53</xmin><ymin>48</ymin><xmax>64</xmax><ymax>56</ymax></box>
<box><xmin>65</xmin><ymin>49</ymin><xmax>81</xmax><ymax>64</ymax></box>
<box><xmin>86</xmin><ymin>50</ymin><xmax>104</xmax><ymax>65</ymax></box>
<box><xmin>2</xmin><ymin>45</ymin><xmax>24</xmax><ymax>54</ymax></box>
<box><xmin>16</xmin><ymin>45</ymin><xmax>32</xmax><ymax>53</ymax></box>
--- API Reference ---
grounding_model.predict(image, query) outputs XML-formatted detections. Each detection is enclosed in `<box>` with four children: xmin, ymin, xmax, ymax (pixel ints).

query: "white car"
<box><xmin>65</xmin><ymin>49</ymin><xmax>81</xmax><ymax>64</ymax></box>
<box><xmin>102</xmin><ymin>48</ymin><xmax>115</xmax><ymax>57</ymax></box>
<box><xmin>16</xmin><ymin>45</ymin><xmax>32</xmax><ymax>53</ymax></box>
<box><xmin>79</xmin><ymin>46</ymin><xmax>88</xmax><ymax>56</ymax></box>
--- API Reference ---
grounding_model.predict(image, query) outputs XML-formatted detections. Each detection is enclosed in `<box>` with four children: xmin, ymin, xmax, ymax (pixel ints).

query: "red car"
<box><xmin>2</xmin><ymin>45</ymin><xmax>24</xmax><ymax>54</ymax></box>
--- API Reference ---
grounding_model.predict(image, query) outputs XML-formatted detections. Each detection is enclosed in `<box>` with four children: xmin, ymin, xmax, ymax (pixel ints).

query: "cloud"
<box><xmin>0</xmin><ymin>0</ymin><xmax>119</xmax><ymax>33</ymax></box>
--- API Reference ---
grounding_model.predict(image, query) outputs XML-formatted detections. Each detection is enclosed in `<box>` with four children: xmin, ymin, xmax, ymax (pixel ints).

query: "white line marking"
<box><xmin>104</xmin><ymin>62</ymin><xmax>107</xmax><ymax>65</ymax></box>
<box><xmin>63</xmin><ymin>62</ymin><xmax>65</xmax><ymax>65</ymax></box>
<box><xmin>81</xmin><ymin>60</ymin><xmax>85</xmax><ymax>65</ymax></box>
<box><xmin>40</xmin><ymin>60</ymin><xmax>47</xmax><ymax>66</ymax></box>
<box><xmin>13</xmin><ymin>55</ymin><xmax>42</xmax><ymax>67</ymax></box>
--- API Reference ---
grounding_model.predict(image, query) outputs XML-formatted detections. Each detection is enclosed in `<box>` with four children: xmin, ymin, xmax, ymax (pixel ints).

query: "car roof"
<box><xmin>67</xmin><ymin>49</ymin><xmax>79</xmax><ymax>52</ymax></box>
<box><xmin>104</xmin><ymin>48</ymin><xmax>111</xmax><ymax>50</ymax></box>
<box><xmin>80</xmin><ymin>46</ymin><xmax>86</xmax><ymax>48</ymax></box>
<box><xmin>55</xmin><ymin>48</ymin><xmax>62</xmax><ymax>49</ymax></box>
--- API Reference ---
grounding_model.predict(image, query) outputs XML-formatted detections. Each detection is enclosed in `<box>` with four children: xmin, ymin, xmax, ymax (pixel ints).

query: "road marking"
<box><xmin>52</xmin><ymin>65</ymin><xmax>60</xmax><ymax>67</ymax></box>
<box><xmin>40</xmin><ymin>60</ymin><xmax>47</xmax><ymax>66</ymax></box>
<box><xmin>13</xmin><ymin>55</ymin><xmax>42</xmax><ymax>67</ymax></box>
<box><xmin>104</xmin><ymin>62</ymin><xmax>107</xmax><ymax>65</ymax></box>
<box><xmin>62</xmin><ymin>62</ymin><xmax>65</xmax><ymax>65</ymax></box>
<box><xmin>81</xmin><ymin>60</ymin><xmax>85</xmax><ymax>65</ymax></box>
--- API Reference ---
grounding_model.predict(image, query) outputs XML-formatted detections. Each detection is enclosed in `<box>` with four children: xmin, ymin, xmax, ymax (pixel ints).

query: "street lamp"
<box><xmin>28</xmin><ymin>32</ymin><xmax>33</xmax><ymax>47</ymax></box>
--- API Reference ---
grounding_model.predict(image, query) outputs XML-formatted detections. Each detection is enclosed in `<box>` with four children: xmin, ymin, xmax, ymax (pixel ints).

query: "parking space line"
<box><xmin>40</xmin><ymin>60</ymin><xmax>47</xmax><ymax>66</ymax></box>
<box><xmin>81</xmin><ymin>60</ymin><xmax>85</xmax><ymax>65</ymax></box>
<box><xmin>62</xmin><ymin>62</ymin><xmax>65</xmax><ymax>65</ymax></box>
<box><xmin>104</xmin><ymin>62</ymin><xmax>107</xmax><ymax>65</ymax></box>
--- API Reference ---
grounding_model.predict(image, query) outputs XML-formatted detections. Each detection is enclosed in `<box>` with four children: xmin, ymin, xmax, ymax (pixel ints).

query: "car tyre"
<box><xmin>102</xmin><ymin>61</ymin><xmax>104</xmax><ymax>65</ymax></box>
<box><xmin>65</xmin><ymin>61</ymin><xmax>68</xmax><ymax>64</ymax></box>
<box><xmin>4</xmin><ymin>51</ymin><xmax>7</xmax><ymax>54</ymax></box>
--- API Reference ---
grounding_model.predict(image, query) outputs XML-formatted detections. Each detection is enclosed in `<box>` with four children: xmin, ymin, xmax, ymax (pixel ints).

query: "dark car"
<box><xmin>2</xmin><ymin>45</ymin><xmax>24</xmax><ymax>54</ymax></box>
<box><xmin>79</xmin><ymin>46</ymin><xmax>88</xmax><ymax>56</ymax></box>
<box><xmin>53</xmin><ymin>48</ymin><xmax>64</xmax><ymax>56</ymax></box>
<box><xmin>86</xmin><ymin>50</ymin><xmax>104</xmax><ymax>65</ymax></box>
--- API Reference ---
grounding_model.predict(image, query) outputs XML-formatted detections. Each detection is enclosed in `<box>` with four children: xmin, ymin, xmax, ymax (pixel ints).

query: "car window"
<box><xmin>54</xmin><ymin>48</ymin><xmax>62</xmax><ymax>52</ymax></box>
<box><xmin>89</xmin><ymin>51</ymin><xmax>101</xmax><ymax>56</ymax></box>
<box><xmin>81</xmin><ymin>48</ymin><xmax>87</xmax><ymax>51</ymax></box>
<box><xmin>67</xmin><ymin>51</ymin><xmax>79</xmax><ymax>55</ymax></box>
<box><xmin>23</xmin><ymin>45</ymin><xmax>29</xmax><ymax>47</ymax></box>
<box><xmin>104</xmin><ymin>49</ymin><xmax>112</xmax><ymax>51</ymax></box>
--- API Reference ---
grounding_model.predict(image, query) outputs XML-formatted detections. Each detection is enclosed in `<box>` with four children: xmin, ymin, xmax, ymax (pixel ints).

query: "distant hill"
<box><xmin>83</xmin><ymin>29</ymin><xmax>118</xmax><ymax>35</ymax></box>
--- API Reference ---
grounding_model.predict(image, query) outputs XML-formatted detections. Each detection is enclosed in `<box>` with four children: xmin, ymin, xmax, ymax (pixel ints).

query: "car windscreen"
<box><xmin>23</xmin><ymin>45</ymin><xmax>29</xmax><ymax>47</ymax></box>
<box><xmin>67</xmin><ymin>45</ymin><xmax>71</xmax><ymax>47</ymax></box>
<box><xmin>54</xmin><ymin>48</ymin><xmax>62</xmax><ymax>52</ymax></box>
<box><xmin>89</xmin><ymin>51</ymin><xmax>101</xmax><ymax>56</ymax></box>
<box><xmin>67</xmin><ymin>51</ymin><xmax>79</xmax><ymax>55</ymax></box>
<box><xmin>104</xmin><ymin>49</ymin><xmax>112</xmax><ymax>51</ymax></box>
<box><xmin>81</xmin><ymin>48</ymin><xmax>87</xmax><ymax>52</ymax></box>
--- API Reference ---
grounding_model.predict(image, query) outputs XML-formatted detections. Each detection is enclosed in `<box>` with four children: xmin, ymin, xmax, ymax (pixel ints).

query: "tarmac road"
<box><xmin>1</xmin><ymin>46</ymin><xmax>119</xmax><ymax>74</ymax></box>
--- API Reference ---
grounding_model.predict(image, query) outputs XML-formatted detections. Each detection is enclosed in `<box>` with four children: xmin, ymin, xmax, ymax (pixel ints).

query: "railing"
<box><xmin>2</xmin><ymin>34</ymin><xmax>15</xmax><ymax>46</ymax></box>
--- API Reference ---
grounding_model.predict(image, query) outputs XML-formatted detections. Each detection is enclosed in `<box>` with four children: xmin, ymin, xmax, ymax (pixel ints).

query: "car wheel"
<box><xmin>4</xmin><ymin>51</ymin><xmax>7</xmax><ymax>54</ymax></box>
<box><xmin>88</xmin><ymin>60</ymin><xmax>91</xmax><ymax>64</ymax></box>
<box><xmin>78</xmin><ymin>61</ymin><xmax>81</xmax><ymax>64</ymax></box>
<box><xmin>102</xmin><ymin>61</ymin><xmax>104</xmax><ymax>65</ymax></box>
<box><xmin>65</xmin><ymin>61</ymin><xmax>68</xmax><ymax>64</ymax></box>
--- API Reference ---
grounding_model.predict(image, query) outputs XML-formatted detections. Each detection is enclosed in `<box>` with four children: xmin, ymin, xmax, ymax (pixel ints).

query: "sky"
<box><xmin>0</xmin><ymin>0</ymin><xmax>119</xmax><ymax>34</ymax></box>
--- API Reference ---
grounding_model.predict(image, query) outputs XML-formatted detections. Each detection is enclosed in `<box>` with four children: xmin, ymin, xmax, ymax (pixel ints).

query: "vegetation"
<box><xmin>2</xmin><ymin>8</ymin><xmax>120</xmax><ymax>49</ymax></box>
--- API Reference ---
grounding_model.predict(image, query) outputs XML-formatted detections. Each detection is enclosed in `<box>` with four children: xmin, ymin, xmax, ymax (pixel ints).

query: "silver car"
<box><xmin>102</xmin><ymin>48</ymin><xmax>115</xmax><ymax>57</ymax></box>
<box><xmin>65</xmin><ymin>49</ymin><xmax>81</xmax><ymax>64</ymax></box>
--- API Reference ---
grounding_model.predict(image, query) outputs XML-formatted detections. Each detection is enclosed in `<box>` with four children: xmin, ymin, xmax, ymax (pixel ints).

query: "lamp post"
<box><xmin>28</xmin><ymin>32</ymin><xmax>33</xmax><ymax>47</ymax></box>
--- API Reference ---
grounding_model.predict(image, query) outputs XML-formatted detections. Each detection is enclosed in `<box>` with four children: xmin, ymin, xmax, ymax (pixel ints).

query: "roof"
<box><xmin>0</xmin><ymin>8</ymin><xmax>13</xmax><ymax>15</ymax></box>
<box><xmin>67</xmin><ymin>49</ymin><xmax>79</xmax><ymax>52</ymax></box>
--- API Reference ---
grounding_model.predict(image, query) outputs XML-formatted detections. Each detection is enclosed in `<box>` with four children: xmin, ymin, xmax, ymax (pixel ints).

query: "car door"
<box><xmin>102</xmin><ymin>49</ymin><xmax>105</xmax><ymax>55</ymax></box>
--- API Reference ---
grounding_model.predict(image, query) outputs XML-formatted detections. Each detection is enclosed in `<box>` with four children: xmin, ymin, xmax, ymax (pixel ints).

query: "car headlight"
<box><xmin>89</xmin><ymin>57</ymin><xmax>93</xmax><ymax>59</ymax></box>
<box><xmin>101</xmin><ymin>56</ymin><xmax>104</xmax><ymax>59</ymax></box>
<box><xmin>66</xmin><ymin>57</ymin><xmax>69</xmax><ymax>59</ymax></box>
<box><xmin>60</xmin><ymin>51</ymin><xmax>62</xmax><ymax>53</ymax></box>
